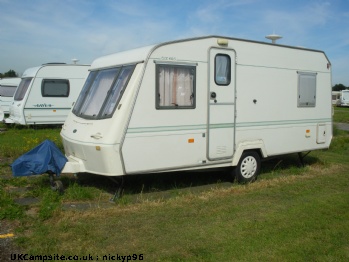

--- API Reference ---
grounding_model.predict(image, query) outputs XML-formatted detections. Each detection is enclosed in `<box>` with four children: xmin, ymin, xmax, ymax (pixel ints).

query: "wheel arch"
<box><xmin>232</xmin><ymin>140</ymin><xmax>268</xmax><ymax>167</ymax></box>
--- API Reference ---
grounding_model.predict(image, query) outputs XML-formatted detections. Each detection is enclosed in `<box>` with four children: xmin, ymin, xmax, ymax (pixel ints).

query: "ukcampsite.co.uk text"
<box><xmin>10</xmin><ymin>253</ymin><xmax>144</xmax><ymax>261</ymax></box>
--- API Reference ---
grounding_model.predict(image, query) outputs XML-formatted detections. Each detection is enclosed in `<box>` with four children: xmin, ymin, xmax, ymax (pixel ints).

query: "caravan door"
<box><xmin>208</xmin><ymin>48</ymin><xmax>236</xmax><ymax>160</ymax></box>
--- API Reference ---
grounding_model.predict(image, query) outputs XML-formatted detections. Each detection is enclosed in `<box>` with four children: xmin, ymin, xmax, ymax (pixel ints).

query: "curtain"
<box><xmin>100</xmin><ymin>66</ymin><xmax>134</xmax><ymax>117</ymax></box>
<box><xmin>215</xmin><ymin>55</ymin><xmax>230</xmax><ymax>85</ymax></box>
<box><xmin>158</xmin><ymin>66</ymin><xmax>193</xmax><ymax>107</ymax></box>
<box><xmin>80</xmin><ymin>68</ymin><xmax>119</xmax><ymax>116</ymax></box>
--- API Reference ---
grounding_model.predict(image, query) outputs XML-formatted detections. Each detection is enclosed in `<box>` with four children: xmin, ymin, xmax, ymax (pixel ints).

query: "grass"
<box><xmin>15</xmin><ymin>166</ymin><xmax>349</xmax><ymax>261</ymax></box>
<box><xmin>0</xmin><ymin>109</ymin><xmax>348</xmax><ymax>261</ymax></box>
<box><xmin>0</xmin><ymin>123</ymin><xmax>63</xmax><ymax>158</ymax></box>
<box><xmin>333</xmin><ymin>106</ymin><xmax>349</xmax><ymax>123</ymax></box>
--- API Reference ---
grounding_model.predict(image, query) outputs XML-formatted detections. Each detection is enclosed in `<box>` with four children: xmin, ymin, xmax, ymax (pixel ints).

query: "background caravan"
<box><xmin>339</xmin><ymin>90</ymin><xmax>349</xmax><ymax>107</ymax></box>
<box><xmin>4</xmin><ymin>63</ymin><xmax>90</xmax><ymax>125</ymax></box>
<box><xmin>331</xmin><ymin>91</ymin><xmax>341</xmax><ymax>106</ymax></box>
<box><xmin>60</xmin><ymin>36</ymin><xmax>332</xmax><ymax>185</ymax></box>
<box><xmin>0</xmin><ymin>77</ymin><xmax>21</xmax><ymax>121</ymax></box>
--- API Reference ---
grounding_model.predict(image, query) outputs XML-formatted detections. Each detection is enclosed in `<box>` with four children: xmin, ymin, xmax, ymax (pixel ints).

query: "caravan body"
<box><xmin>5</xmin><ymin>64</ymin><xmax>89</xmax><ymax>125</ymax></box>
<box><xmin>0</xmin><ymin>77</ymin><xmax>21</xmax><ymax>120</ymax></box>
<box><xmin>340</xmin><ymin>90</ymin><xmax>349</xmax><ymax>107</ymax></box>
<box><xmin>61</xmin><ymin>36</ymin><xmax>332</xmax><ymax>181</ymax></box>
<box><xmin>331</xmin><ymin>91</ymin><xmax>341</xmax><ymax>106</ymax></box>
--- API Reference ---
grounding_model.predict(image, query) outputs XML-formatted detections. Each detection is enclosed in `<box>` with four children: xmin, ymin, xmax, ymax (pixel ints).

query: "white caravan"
<box><xmin>61</xmin><ymin>36</ymin><xmax>332</xmax><ymax>183</ymax></box>
<box><xmin>331</xmin><ymin>91</ymin><xmax>341</xmax><ymax>106</ymax></box>
<box><xmin>339</xmin><ymin>90</ymin><xmax>349</xmax><ymax>107</ymax></box>
<box><xmin>0</xmin><ymin>77</ymin><xmax>21</xmax><ymax>121</ymax></box>
<box><xmin>5</xmin><ymin>63</ymin><xmax>89</xmax><ymax>125</ymax></box>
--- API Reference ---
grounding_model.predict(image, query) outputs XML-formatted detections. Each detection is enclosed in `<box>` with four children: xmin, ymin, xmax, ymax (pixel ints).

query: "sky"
<box><xmin>0</xmin><ymin>0</ymin><xmax>348</xmax><ymax>86</ymax></box>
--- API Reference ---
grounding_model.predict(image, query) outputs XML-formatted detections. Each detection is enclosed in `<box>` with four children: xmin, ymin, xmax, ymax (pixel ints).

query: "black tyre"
<box><xmin>235</xmin><ymin>151</ymin><xmax>261</xmax><ymax>183</ymax></box>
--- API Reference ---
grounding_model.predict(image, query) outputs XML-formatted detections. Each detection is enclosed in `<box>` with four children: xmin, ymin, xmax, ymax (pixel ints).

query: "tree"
<box><xmin>332</xmin><ymin>84</ymin><xmax>348</xmax><ymax>91</ymax></box>
<box><xmin>3</xmin><ymin>69</ymin><xmax>18</xmax><ymax>77</ymax></box>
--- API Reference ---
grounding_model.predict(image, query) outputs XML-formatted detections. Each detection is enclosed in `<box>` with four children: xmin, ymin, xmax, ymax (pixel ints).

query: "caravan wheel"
<box><xmin>235</xmin><ymin>151</ymin><xmax>260</xmax><ymax>183</ymax></box>
<box><xmin>51</xmin><ymin>180</ymin><xmax>64</xmax><ymax>194</ymax></box>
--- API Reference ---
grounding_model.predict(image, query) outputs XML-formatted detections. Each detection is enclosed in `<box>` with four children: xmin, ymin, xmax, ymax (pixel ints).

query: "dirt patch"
<box><xmin>335</xmin><ymin>122</ymin><xmax>349</xmax><ymax>131</ymax></box>
<box><xmin>0</xmin><ymin>220</ymin><xmax>23</xmax><ymax>262</ymax></box>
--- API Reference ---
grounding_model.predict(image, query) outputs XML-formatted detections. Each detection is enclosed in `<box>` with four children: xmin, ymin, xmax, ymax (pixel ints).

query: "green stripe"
<box><xmin>25</xmin><ymin>108</ymin><xmax>71</xmax><ymax>110</ymax></box>
<box><xmin>238</xmin><ymin>63</ymin><xmax>331</xmax><ymax>74</ymax></box>
<box><xmin>127</xmin><ymin>124</ymin><xmax>205</xmax><ymax>133</ymax></box>
<box><xmin>236</xmin><ymin>118</ymin><xmax>332</xmax><ymax>128</ymax></box>
<box><xmin>127</xmin><ymin>118</ymin><xmax>331</xmax><ymax>134</ymax></box>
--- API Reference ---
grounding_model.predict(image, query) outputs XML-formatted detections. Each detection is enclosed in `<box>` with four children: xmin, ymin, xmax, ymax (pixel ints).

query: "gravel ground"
<box><xmin>335</xmin><ymin>122</ymin><xmax>349</xmax><ymax>131</ymax></box>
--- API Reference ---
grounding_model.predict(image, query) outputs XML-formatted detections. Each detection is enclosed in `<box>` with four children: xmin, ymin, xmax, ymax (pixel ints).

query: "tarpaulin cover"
<box><xmin>11</xmin><ymin>139</ymin><xmax>67</xmax><ymax>177</ymax></box>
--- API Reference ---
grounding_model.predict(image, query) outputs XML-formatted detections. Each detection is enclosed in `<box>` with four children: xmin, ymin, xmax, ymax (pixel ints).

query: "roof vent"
<box><xmin>265</xmin><ymin>34</ymin><xmax>282</xmax><ymax>44</ymax></box>
<box><xmin>42</xmin><ymin>62</ymin><xmax>66</xmax><ymax>65</ymax></box>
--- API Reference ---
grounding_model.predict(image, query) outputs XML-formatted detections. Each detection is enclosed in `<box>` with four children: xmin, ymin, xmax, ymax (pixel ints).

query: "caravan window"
<box><xmin>41</xmin><ymin>79</ymin><xmax>70</xmax><ymax>97</ymax></box>
<box><xmin>73</xmin><ymin>65</ymin><xmax>135</xmax><ymax>119</ymax></box>
<box><xmin>156</xmin><ymin>64</ymin><xmax>196</xmax><ymax>109</ymax></box>
<box><xmin>298</xmin><ymin>72</ymin><xmax>317</xmax><ymax>107</ymax></box>
<box><xmin>14</xmin><ymin>78</ymin><xmax>32</xmax><ymax>101</ymax></box>
<box><xmin>0</xmin><ymin>85</ymin><xmax>16</xmax><ymax>97</ymax></box>
<box><xmin>215</xmin><ymin>54</ymin><xmax>231</xmax><ymax>85</ymax></box>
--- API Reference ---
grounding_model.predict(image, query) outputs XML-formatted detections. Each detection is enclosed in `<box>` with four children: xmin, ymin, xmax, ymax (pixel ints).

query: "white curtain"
<box><xmin>215</xmin><ymin>55</ymin><xmax>229</xmax><ymax>85</ymax></box>
<box><xmin>100</xmin><ymin>66</ymin><xmax>133</xmax><ymax>117</ymax></box>
<box><xmin>158</xmin><ymin>67</ymin><xmax>193</xmax><ymax>107</ymax></box>
<box><xmin>80</xmin><ymin>68</ymin><xmax>119</xmax><ymax>116</ymax></box>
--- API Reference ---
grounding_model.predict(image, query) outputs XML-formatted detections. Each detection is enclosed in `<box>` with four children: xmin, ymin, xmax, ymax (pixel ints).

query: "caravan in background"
<box><xmin>4</xmin><ymin>63</ymin><xmax>89</xmax><ymax>125</ymax></box>
<box><xmin>0</xmin><ymin>77</ymin><xmax>21</xmax><ymax>121</ymax></box>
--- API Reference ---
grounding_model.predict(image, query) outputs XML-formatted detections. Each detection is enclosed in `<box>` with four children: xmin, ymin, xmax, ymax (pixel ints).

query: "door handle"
<box><xmin>90</xmin><ymin>133</ymin><xmax>103</xmax><ymax>139</ymax></box>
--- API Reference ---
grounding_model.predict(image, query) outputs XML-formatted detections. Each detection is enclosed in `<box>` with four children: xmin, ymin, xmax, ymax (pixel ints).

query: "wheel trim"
<box><xmin>240</xmin><ymin>156</ymin><xmax>257</xmax><ymax>178</ymax></box>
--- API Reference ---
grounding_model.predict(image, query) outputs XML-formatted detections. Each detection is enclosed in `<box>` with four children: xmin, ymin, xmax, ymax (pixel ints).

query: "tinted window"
<box><xmin>298</xmin><ymin>72</ymin><xmax>316</xmax><ymax>107</ymax></box>
<box><xmin>42</xmin><ymin>79</ymin><xmax>70</xmax><ymax>97</ymax></box>
<box><xmin>14</xmin><ymin>78</ymin><xmax>32</xmax><ymax>101</ymax></box>
<box><xmin>0</xmin><ymin>85</ymin><xmax>17</xmax><ymax>97</ymax></box>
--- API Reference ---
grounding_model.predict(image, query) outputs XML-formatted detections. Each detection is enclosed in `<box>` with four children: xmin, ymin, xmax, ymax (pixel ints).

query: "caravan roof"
<box><xmin>91</xmin><ymin>45</ymin><xmax>156</xmax><ymax>70</ymax></box>
<box><xmin>21</xmin><ymin>67</ymin><xmax>41</xmax><ymax>78</ymax></box>
<box><xmin>0</xmin><ymin>77</ymin><xmax>21</xmax><ymax>86</ymax></box>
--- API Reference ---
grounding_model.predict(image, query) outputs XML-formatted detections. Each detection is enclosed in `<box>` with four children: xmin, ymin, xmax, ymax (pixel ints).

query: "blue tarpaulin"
<box><xmin>11</xmin><ymin>139</ymin><xmax>67</xmax><ymax>177</ymax></box>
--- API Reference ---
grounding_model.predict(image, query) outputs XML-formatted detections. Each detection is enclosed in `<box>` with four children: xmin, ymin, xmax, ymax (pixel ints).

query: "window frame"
<box><xmin>297</xmin><ymin>72</ymin><xmax>317</xmax><ymax>107</ymax></box>
<box><xmin>41</xmin><ymin>79</ymin><xmax>70</xmax><ymax>97</ymax></box>
<box><xmin>155</xmin><ymin>63</ymin><xmax>196</xmax><ymax>110</ymax></box>
<box><xmin>72</xmin><ymin>64</ymin><xmax>136</xmax><ymax>120</ymax></box>
<box><xmin>14</xmin><ymin>78</ymin><xmax>32</xmax><ymax>101</ymax></box>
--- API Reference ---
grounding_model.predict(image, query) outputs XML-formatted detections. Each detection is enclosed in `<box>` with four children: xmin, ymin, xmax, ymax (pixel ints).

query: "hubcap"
<box><xmin>240</xmin><ymin>156</ymin><xmax>257</xmax><ymax>178</ymax></box>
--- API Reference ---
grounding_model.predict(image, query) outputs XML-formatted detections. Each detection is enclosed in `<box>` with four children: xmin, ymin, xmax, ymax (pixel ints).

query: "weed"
<box><xmin>63</xmin><ymin>182</ymin><xmax>96</xmax><ymax>201</ymax></box>
<box><xmin>0</xmin><ymin>188</ymin><xmax>25</xmax><ymax>220</ymax></box>
<box><xmin>38</xmin><ymin>190</ymin><xmax>61</xmax><ymax>220</ymax></box>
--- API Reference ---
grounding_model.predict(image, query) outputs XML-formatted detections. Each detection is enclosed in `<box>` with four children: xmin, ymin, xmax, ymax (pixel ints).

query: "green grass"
<box><xmin>16</xmin><ymin>166</ymin><xmax>349</xmax><ymax>261</ymax></box>
<box><xmin>333</xmin><ymin>106</ymin><xmax>349</xmax><ymax>123</ymax></box>
<box><xmin>0</xmin><ymin>187</ymin><xmax>25</xmax><ymax>220</ymax></box>
<box><xmin>0</xmin><ymin>115</ymin><xmax>349</xmax><ymax>261</ymax></box>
